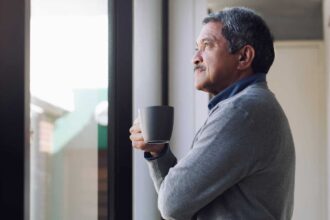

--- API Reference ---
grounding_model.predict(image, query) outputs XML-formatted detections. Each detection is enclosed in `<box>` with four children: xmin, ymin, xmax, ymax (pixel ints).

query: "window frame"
<box><xmin>108</xmin><ymin>0</ymin><xmax>133</xmax><ymax>219</ymax></box>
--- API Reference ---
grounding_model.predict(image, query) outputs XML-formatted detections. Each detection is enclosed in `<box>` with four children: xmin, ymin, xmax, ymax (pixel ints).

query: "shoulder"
<box><xmin>216</xmin><ymin>82</ymin><xmax>284</xmax><ymax>120</ymax></box>
<box><xmin>207</xmin><ymin>82</ymin><xmax>289</xmax><ymax>138</ymax></box>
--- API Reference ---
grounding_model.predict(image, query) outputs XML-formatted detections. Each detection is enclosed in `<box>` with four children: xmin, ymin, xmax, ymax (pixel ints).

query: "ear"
<box><xmin>237</xmin><ymin>45</ymin><xmax>255</xmax><ymax>71</ymax></box>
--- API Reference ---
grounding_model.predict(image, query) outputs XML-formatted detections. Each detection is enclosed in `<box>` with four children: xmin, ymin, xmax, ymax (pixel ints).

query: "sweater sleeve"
<box><xmin>146</xmin><ymin>145</ymin><xmax>177</xmax><ymax>191</ymax></box>
<box><xmin>146</xmin><ymin>104</ymin><xmax>257</xmax><ymax>220</ymax></box>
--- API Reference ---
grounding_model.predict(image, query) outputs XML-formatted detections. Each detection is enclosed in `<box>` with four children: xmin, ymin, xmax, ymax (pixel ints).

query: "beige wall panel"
<box><xmin>268</xmin><ymin>41</ymin><xmax>326</xmax><ymax>220</ymax></box>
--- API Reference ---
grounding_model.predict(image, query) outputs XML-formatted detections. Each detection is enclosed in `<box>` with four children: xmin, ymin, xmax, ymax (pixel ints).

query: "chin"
<box><xmin>195</xmin><ymin>83</ymin><xmax>216</xmax><ymax>95</ymax></box>
<box><xmin>194</xmin><ymin>82</ymin><xmax>204</xmax><ymax>91</ymax></box>
<box><xmin>195</xmin><ymin>84</ymin><xmax>209</xmax><ymax>93</ymax></box>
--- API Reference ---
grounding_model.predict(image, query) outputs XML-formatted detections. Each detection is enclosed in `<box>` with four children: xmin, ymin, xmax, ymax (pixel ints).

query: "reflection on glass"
<box><xmin>29</xmin><ymin>0</ymin><xmax>108</xmax><ymax>219</ymax></box>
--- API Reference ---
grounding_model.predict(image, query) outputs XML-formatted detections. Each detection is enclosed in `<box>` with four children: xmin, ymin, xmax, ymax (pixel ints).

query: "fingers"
<box><xmin>132</xmin><ymin>141</ymin><xmax>149</xmax><ymax>150</ymax></box>
<box><xmin>130</xmin><ymin>117</ymin><xmax>151</xmax><ymax>151</ymax></box>
<box><xmin>129</xmin><ymin>121</ymin><xmax>147</xmax><ymax>150</ymax></box>
<box><xmin>130</xmin><ymin>131</ymin><xmax>152</xmax><ymax>151</ymax></box>
<box><xmin>129</xmin><ymin>133</ymin><xmax>144</xmax><ymax>142</ymax></box>
<box><xmin>129</xmin><ymin>124</ymin><xmax>141</xmax><ymax>133</ymax></box>
<box><xmin>129</xmin><ymin>118</ymin><xmax>141</xmax><ymax>133</ymax></box>
<box><xmin>132</xmin><ymin>141</ymin><xmax>159</xmax><ymax>152</ymax></box>
<box><xmin>132</xmin><ymin>142</ymin><xmax>166</xmax><ymax>155</ymax></box>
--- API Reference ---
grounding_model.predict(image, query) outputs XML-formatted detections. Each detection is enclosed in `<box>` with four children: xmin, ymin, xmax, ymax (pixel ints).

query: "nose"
<box><xmin>192</xmin><ymin>50</ymin><xmax>203</xmax><ymax>65</ymax></box>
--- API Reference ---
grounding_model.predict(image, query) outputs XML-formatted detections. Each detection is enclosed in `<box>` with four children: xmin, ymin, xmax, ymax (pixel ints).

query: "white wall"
<box><xmin>268</xmin><ymin>41</ymin><xmax>326</xmax><ymax>220</ymax></box>
<box><xmin>323</xmin><ymin>0</ymin><xmax>330</xmax><ymax>219</ymax></box>
<box><xmin>133</xmin><ymin>1</ymin><xmax>208</xmax><ymax>219</ymax></box>
<box><xmin>133</xmin><ymin>1</ymin><xmax>163</xmax><ymax>219</ymax></box>
<box><xmin>193</xmin><ymin>0</ymin><xmax>210</xmax><ymax>133</ymax></box>
<box><xmin>169</xmin><ymin>0</ymin><xmax>208</xmax><ymax>159</ymax></box>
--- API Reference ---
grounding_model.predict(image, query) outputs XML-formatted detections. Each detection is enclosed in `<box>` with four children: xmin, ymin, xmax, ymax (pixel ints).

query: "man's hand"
<box><xmin>129</xmin><ymin>118</ymin><xmax>165</xmax><ymax>157</ymax></box>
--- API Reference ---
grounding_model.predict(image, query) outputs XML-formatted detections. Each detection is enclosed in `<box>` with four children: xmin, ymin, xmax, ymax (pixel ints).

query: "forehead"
<box><xmin>196</xmin><ymin>21</ymin><xmax>223</xmax><ymax>43</ymax></box>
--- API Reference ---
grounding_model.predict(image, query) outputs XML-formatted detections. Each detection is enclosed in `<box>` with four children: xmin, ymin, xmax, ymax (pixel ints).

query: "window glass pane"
<box><xmin>29</xmin><ymin>0</ymin><xmax>108</xmax><ymax>220</ymax></box>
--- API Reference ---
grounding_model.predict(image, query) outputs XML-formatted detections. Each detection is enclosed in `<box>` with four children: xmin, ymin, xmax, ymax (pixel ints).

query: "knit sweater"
<box><xmin>146</xmin><ymin>82</ymin><xmax>295</xmax><ymax>220</ymax></box>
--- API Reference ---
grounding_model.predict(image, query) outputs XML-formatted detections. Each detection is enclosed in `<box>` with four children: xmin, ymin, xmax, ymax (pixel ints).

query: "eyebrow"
<box><xmin>196</xmin><ymin>37</ymin><xmax>216</xmax><ymax>46</ymax></box>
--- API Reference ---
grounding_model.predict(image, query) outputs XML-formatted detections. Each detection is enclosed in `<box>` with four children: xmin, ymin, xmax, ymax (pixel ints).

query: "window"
<box><xmin>0</xmin><ymin>0</ymin><xmax>132</xmax><ymax>219</ymax></box>
<box><xmin>29</xmin><ymin>0</ymin><xmax>109</xmax><ymax>219</ymax></box>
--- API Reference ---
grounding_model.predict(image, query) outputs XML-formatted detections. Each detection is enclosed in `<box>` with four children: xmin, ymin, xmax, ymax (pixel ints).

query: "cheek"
<box><xmin>204</xmin><ymin>49</ymin><xmax>221</xmax><ymax>65</ymax></box>
<box><xmin>204</xmin><ymin>54</ymin><xmax>219</xmax><ymax>78</ymax></box>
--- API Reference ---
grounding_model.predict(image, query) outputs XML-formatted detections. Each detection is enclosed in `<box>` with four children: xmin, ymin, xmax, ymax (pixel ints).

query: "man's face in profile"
<box><xmin>192</xmin><ymin>21</ymin><xmax>240</xmax><ymax>95</ymax></box>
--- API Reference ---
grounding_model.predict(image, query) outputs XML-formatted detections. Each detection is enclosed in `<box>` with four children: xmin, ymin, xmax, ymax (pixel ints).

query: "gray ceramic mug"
<box><xmin>138</xmin><ymin>106</ymin><xmax>174</xmax><ymax>144</ymax></box>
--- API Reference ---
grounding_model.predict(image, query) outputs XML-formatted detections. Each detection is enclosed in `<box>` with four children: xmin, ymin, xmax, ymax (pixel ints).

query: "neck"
<box><xmin>236</xmin><ymin>69</ymin><xmax>254</xmax><ymax>80</ymax></box>
<box><xmin>211</xmin><ymin>70</ymin><xmax>254</xmax><ymax>95</ymax></box>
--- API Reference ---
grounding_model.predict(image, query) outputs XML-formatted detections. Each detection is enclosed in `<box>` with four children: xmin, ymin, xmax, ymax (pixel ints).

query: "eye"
<box><xmin>202</xmin><ymin>41</ymin><xmax>212</xmax><ymax>50</ymax></box>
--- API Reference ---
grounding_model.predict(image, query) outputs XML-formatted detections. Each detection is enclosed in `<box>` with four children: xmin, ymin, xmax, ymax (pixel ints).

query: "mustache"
<box><xmin>194</xmin><ymin>65</ymin><xmax>206</xmax><ymax>72</ymax></box>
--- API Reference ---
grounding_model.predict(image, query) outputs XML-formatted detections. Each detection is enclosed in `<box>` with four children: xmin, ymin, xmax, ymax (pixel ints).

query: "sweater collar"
<box><xmin>208</xmin><ymin>73</ymin><xmax>267</xmax><ymax>110</ymax></box>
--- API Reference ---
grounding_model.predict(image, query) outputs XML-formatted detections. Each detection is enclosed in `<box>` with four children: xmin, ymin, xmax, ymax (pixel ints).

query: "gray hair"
<box><xmin>203</xmin><ymin>7</ymin><xmax>275</xmax><ymax>73</ymax></box>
